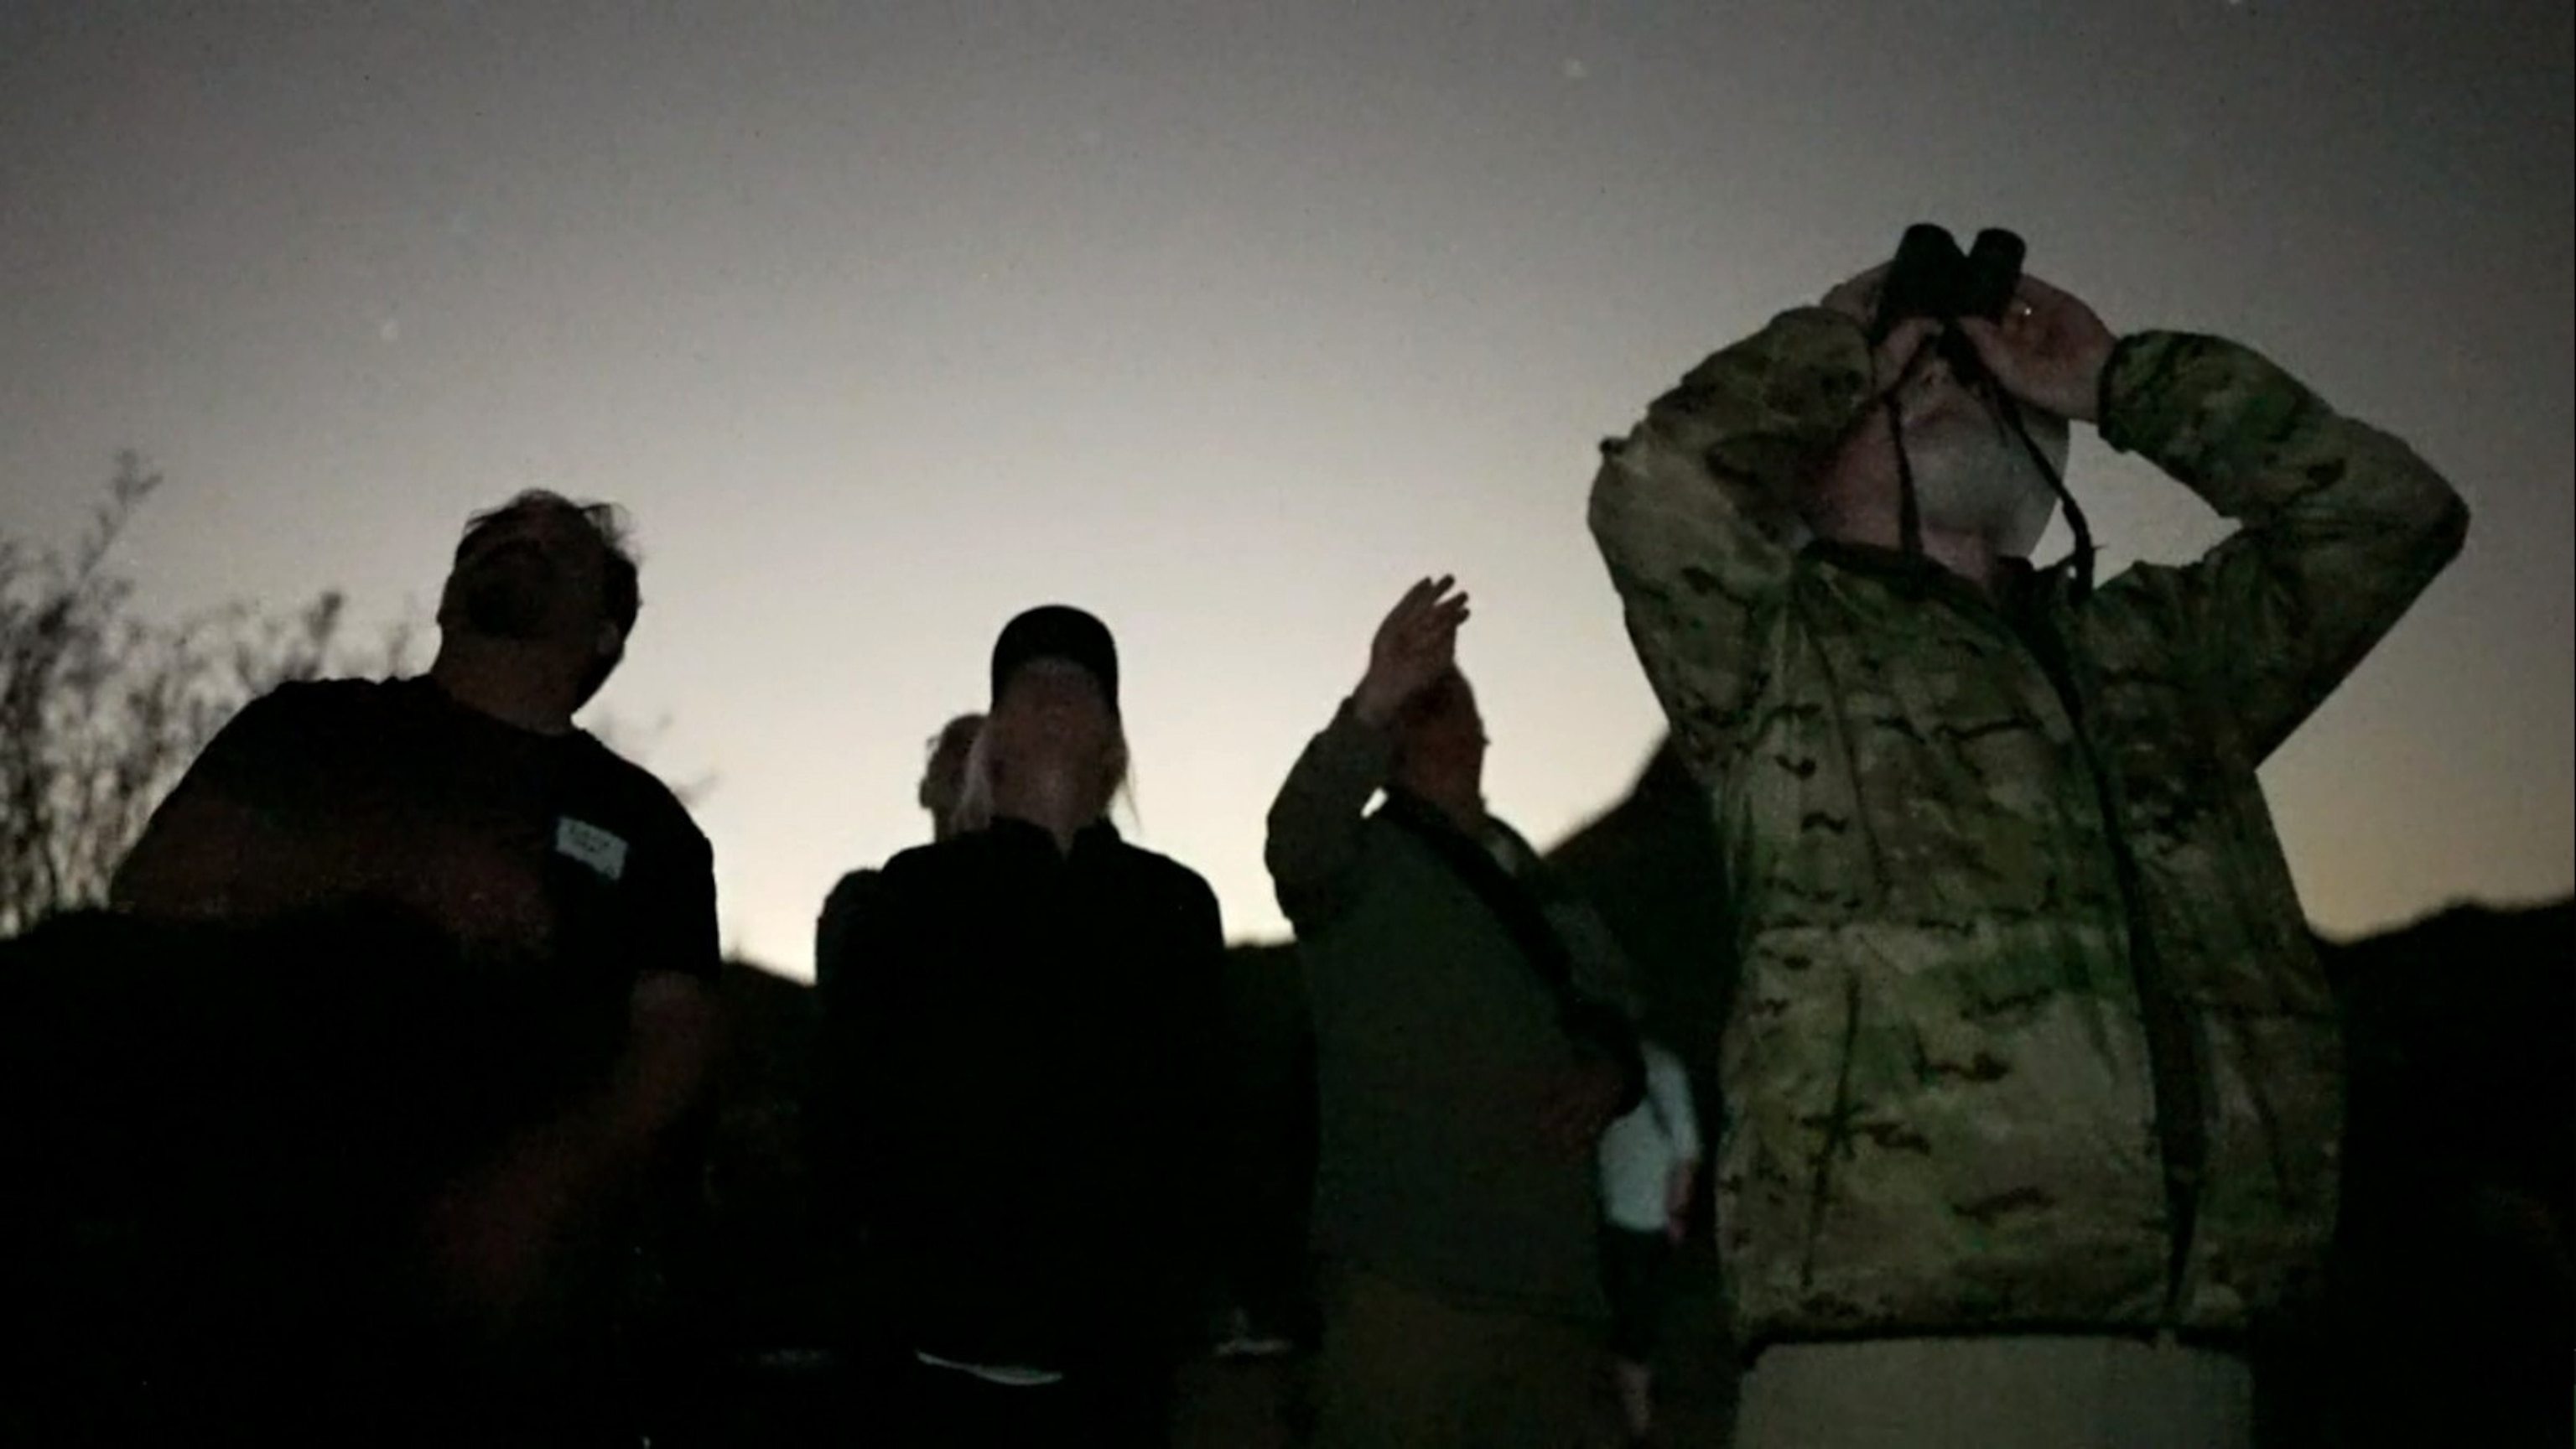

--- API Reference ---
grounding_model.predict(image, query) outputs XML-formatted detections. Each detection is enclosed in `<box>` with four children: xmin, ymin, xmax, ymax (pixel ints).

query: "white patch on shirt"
<box><xmin>913</xmin><ymin>1351</ymin><xmax>1065</xmax><ymax>1387</ymax></box>
<box><xmin>553</xmin><ymin>817</ymin><xmax>629</xmax><ymax>882</ymax></box>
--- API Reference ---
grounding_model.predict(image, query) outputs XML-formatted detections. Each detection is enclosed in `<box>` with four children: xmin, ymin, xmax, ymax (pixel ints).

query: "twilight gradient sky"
<box><xmin>3</xmin><ymin>2</ymin><xmax>2568</xmax><ymax>974</ymax></box>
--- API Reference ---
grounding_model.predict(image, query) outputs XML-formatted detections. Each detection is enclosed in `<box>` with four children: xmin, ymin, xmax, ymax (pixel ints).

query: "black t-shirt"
<box><xmin>158</xmin><ymin>676</ymin><xmax>718</xmax><ymax>1036</ymax></box>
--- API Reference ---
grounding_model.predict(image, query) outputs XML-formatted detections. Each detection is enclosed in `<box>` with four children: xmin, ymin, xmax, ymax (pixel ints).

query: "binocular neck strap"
<box><xmin>1888</xmin><ymin>354</ymin><xmax>2098</xmax><ymax>600</ymax></box>
<box><xmin>1890</xmin><ymin>395</ymin><xmax>1926</xmax><ymax>559</ymax></box>
<box><xmin>1992</xmin><ymin>395</ymin><xmax>2096</xmax><ymax>600</ymax></box>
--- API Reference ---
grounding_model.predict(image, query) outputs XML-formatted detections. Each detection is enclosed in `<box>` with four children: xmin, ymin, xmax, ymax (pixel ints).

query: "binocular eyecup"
<box><xmin>1868</xmin><ymin>224</ymin><xmax>2027</xmax><ymax>347</ymax></box>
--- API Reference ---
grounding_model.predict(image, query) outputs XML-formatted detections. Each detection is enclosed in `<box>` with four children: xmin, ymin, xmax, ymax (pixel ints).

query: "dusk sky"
<box><xmin>4</xmin><ymin>2</ymin><xmax>2567</xmax><ymax>976</ymax></box>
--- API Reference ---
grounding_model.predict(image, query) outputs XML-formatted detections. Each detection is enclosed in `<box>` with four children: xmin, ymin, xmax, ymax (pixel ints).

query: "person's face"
<box><xmin>439</xmin><ymin>500</ymin><xmax>615</xmax><ymax>650</ymax></box>
<box><xmin>1393</xmin><ymin>669</ymin><xmax>1488</xmax><ymax>802</ymax></box>
<box><xmin>986</xmin><ymin>661</ymin><xmax>1119</xmax><ymax>792</ymax></box>
<box><xmin>1815</xmin><ymin>334</ymin><xmax>2069</xmax><ymax>555</ymax></box>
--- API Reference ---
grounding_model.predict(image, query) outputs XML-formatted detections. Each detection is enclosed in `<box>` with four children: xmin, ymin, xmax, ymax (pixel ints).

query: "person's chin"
<box><xmin>1898</xmin><ymin>396</ymin><xmax>1992</xmax><ymax>443</ymax></box>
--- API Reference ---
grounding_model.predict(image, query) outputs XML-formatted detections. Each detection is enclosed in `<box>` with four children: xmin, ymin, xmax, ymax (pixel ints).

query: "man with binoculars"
<box><xmin>1587</xmin><ymin>227</ymin><xmax>2468</xmax><ymax>1446</ymax></box>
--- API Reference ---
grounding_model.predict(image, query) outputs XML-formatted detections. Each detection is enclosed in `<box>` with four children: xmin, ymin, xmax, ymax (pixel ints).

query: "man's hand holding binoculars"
<box><xmin>1819</xmin><ymin>227</ymin><xmax>2119</xmax><ymax>424</ymax></box>
<box><xmin>1821</xmin><ymin>262</ymin><xmax>1942</xmax><ymax>402</ymax></box>
<box><xmin>1953</xmin><ymin>274</ymin><xmax>2116</xmax><ymax>425</ymax></box>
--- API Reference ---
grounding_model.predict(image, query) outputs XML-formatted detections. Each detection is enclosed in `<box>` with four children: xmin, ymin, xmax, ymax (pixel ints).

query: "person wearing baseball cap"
<box><xmin>819</xmin><ymin>605</ymin><xmax>1225</xmax><ymax>1446</ymax></box>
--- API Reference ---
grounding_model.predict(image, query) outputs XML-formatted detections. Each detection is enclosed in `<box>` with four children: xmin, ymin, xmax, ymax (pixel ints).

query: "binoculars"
<box><xmin>1867</xmin><ymin>224</ymin><xmax>2027</xmax><ymax>345</ymax></box>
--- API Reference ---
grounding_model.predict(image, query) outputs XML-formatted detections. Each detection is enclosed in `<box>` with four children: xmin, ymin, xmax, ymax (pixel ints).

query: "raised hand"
<box><xmin>1953</xmin><ymin>273</ymin><xmax>2117</xmax><ymax>423</ymax></box>
<box><xmin>1353</xmin><ymin>575</ymin><xmax>1469</xmax><ymax>728</ymax></box>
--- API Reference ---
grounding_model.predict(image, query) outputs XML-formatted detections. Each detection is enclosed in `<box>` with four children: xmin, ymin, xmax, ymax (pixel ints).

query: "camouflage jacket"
<box><xmin>1587</xmin><ymin>308</ymin><xmax>2469</xmax><ymax>1352</ymax></box>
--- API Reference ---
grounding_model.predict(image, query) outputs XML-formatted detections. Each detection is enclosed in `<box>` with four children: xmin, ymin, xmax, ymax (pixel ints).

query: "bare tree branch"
<box><xmin>0</xmin><ymin>455</ymin><xmax>414</xmax><ymax>935</ymax></box>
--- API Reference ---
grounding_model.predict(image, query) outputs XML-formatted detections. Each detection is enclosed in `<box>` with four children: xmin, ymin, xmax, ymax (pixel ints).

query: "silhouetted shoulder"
<box><xmin>257</xmin><ymin>675</ymin><xmax>405</xmax><ymax>708</ymax></box>
<box><xmin>177</xmin><ymin>676</ymin><xmax>420</xmax><ymax>789</ymax></box>
<box><xmin>876</xmin><ymin>839</ymin><xmax>951</xmax><ymax>884</ymax></box>
<box><xmin>819</xmin><ymin>866</ymin><xmax>884</xmax><ymax>912</ymax></box>
<box><xmin>1116</xmin><ymin>841</ymin><xmax>1224</xmax><ymax>926</ymax></box>
<box><xmin>230</xmin><ymin>674</ymin><xmax>417</xmax><ymax>732</ymax></box>
<box><xmin>567</xmin><ymin>726</ymin><xmax>710</xmax><ymax>853</ymax></box>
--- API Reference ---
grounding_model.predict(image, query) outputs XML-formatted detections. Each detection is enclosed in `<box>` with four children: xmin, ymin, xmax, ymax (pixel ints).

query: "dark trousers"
<box><xmin>1600</xmin><ymin>1224</ymin><xmax>1675</xmax><ymax>1366</ymax></box>
<box><xmin>1312</xmin><ymin>1263</ymin><xmax>1603</xmax><ymax>1449</ymax></box>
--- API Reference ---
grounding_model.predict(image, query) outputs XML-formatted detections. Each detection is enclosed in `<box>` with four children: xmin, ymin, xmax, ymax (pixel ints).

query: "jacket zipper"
<box><xmin>1809</xmin><ymin>544</ymin><xmax>2212</xmax><ymax>1323</ymax></box>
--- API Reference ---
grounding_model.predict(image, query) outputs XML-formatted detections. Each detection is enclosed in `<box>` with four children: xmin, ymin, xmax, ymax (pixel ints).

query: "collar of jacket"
<box><xmin>1379</xmin><ymin>786</ymin><xmax>1477</xmax><ymax>847</ymax></box>
<box><xmin>1800</xmin><ymin>537</ymin><xmax>2062</xmax><ymax>630</ymax></box>
<box><xmin>979</xmin><ymin>813</ymin><xmax>1124</xmax><ymax>860</ymax></box>
<box><xmin>1379</xmin><ymin>788</ymin><xmax>1550</xmax><ymax>890</ymax></box>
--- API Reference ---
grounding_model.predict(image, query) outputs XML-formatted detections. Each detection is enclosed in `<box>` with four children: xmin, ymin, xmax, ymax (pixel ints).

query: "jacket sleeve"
<box><xmin>2090</xmin><ymin>333</ymin><xmax>2472</xmax><ymax>765</ymax></box>
<box><xmin>1587</xmin><ymin>308</ymin><xmax>1879</xmax><ymax>776</ymax></box>
<box><xmin>1262</xmin><ymin>699</ymin><xmax>1395</xmax><ymax>932</ymax></box>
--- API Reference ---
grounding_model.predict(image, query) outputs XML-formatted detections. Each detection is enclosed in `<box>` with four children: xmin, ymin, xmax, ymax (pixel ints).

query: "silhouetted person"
<box><xmin>0</xmin><ymin>901</ymin><xmax>514</xmax><ymax>1444</ymax></box>
<box><xmin>826</xmin><ymin>606</ymin><xmax>1225</xmax><ymax>1446</ymax></box>
<box><xmin>815</xmin><ymin>712</ymin><xmax>983</xmax><ymax>995</ymax></box>
<box><xmin>1266</xmin><ymin>577</ymin><xmax>1644</xmax><ymax>1449</ymax></box>
<box><xmin>1588</xmin><ymin>246</ymin><xmax>2468</xmax><ymax>1446</ymax></box>
<box><xmin>803</xmin><ymin>711</ymin><xmax>985</xmax><ymax>1422</ymax></box>
<box><xmin>106</xmin><ymin>489</ymin><xmax>720</xmax><ymax>1446</ymax></box>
